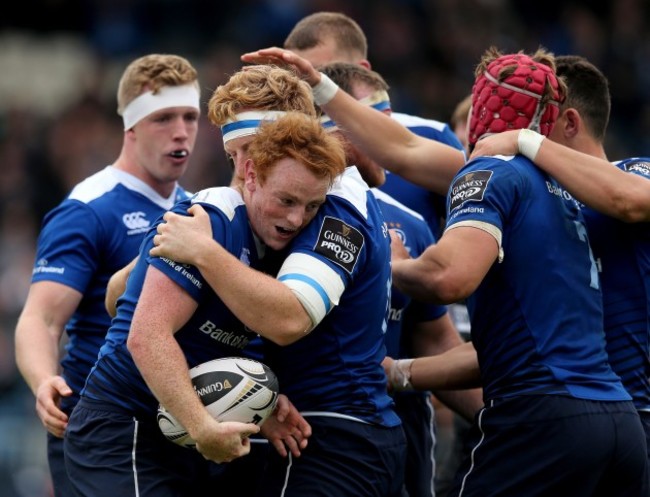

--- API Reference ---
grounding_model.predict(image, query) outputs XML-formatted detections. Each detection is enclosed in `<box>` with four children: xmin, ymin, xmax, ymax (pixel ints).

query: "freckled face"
<box><xmin>245</xmin><ymin>157</ymin><xmax>330</xmax><ymax>250</ymax></box>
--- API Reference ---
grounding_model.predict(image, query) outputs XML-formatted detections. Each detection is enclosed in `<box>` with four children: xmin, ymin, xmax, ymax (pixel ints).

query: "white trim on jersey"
<box><xmin>277</xmin><ymin>252</ymin><xmax>345</xmax><ymax>330</ymax></box>
<box><xmin>446</xmin><ymin>220</ymin><xmax>504</xmax><ymax>262</ymax></box>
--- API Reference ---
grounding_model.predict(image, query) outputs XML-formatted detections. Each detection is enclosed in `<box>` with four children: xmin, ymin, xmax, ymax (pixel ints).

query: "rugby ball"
<box><xmin>157</xmin><ymin>356</ymin><xmax>279</xmax><ymax>449</ymax></box>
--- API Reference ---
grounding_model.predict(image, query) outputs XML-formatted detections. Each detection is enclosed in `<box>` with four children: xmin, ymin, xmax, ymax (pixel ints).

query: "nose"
<box><xmin>286</xmin><ymin>207</ymin><xmax>307</xmax><ymax>228</ymax></box>
<box><xmin>172</xmin><ymin>116</ymin><xmax>190</xmax><ymax>139</ymax></box>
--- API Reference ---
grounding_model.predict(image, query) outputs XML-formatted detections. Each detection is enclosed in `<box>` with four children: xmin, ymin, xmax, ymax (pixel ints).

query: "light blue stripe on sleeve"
<box><xmin>278</xmin><ymin>273</ymin><xmax>331</xmax><ymax>313</ymax></box>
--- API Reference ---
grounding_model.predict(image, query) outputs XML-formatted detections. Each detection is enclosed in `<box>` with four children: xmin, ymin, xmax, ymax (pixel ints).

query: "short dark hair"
<box><xmin>284</xmin><ymin>12</ymin><xmax>368</xmax><ymax>60</ymax></box>
<box><xmin>319</xmin><ymin>62</ymin><xmax>388</xmax><ymax>96</ymax></box>
<box><xmin>555</xmin><ymin>55</ymin><xmax>611</xmax><ymax>140</ymax></box>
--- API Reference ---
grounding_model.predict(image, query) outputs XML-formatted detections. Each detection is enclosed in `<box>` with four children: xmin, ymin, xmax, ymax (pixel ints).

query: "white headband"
<box><xmin>121</xmin><ymin>84</ymin><xmax>201</xmax><ymax>130</ymax></box>
<box><xmin>220</xmin><ymin>110</ymin><xmax>287</xmax><ymax>144</ymax></box>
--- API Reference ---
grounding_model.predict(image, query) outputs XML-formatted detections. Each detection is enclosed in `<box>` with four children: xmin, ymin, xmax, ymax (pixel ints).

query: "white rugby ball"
<box><xmin>157</xmin><ymin>356</ymin><xmax>279</xmax><ymax>449</ymax></box>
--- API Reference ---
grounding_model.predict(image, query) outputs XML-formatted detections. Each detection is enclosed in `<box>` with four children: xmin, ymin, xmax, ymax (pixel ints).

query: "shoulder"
<box><xmin>615</xmin><ymin>157</ymin><xmax>650</xmax><ymax>179</ymax></box>
<box><xmin>371</xmin><ymin>188</ymin><xmax>425</xmax><ymax>222</ymax></box>
<box><xmin>327</xmin><ymin>167</ymin><xmax>372</xmax><ymax>218</ymax></box>
<box><xmin>67</xmin><ymin>166</ymin><xmax>119</xmax><ymax>204</ymax></box>
<box><xmin>391</xmin><ymin>111</ymin><xmax>448</xmax><ymax>131</ymax></box>
<box><xmin>391</xmin><ymin>112</ymin><xmax>464</xmax><ymax>150</ymax></box>
<box><xmin>190</xmin><ymin>187</ymin><xmax>244</xmax><ymax>221</ymax></box>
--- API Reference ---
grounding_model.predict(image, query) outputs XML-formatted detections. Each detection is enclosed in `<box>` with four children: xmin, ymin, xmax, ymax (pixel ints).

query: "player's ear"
<box><xmin>562</xmin><ymin>108</ymin><xmax>581</xmax><ymax>139</ymax></box>
<box><xmin>359</xmin><ymin>59</ymin><xmax>371</xmax><ymax>70</ymax></box>
<box><xmin>244</xmin><ymin>159</ymin><xmax>258</xmax><ymax>192</ymax></box>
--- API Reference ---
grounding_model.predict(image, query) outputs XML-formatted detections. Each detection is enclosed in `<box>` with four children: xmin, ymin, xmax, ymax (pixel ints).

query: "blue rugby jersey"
<box><xmin>581</xmin><ymin>157</ymin><xmax>650</xmax><ymax>412</ymax></box>
<box><xmin>31</xmin><ymin>166</ymin><xmax>189</xmax><ymax>412</ymax></box>
<box><xmin>445</xmin><ymin>155</ymin><xmax>630</xmax><ymax>402</ymax></box>
<box><xmin>370</xmin><ymin>188</ymin><xmax>446</xmax><ymax>359</ymax></box>
<box><xmin>81</xmin><ymin>187</ymin><xmax>260</xmax><ymax>416</ymax></box>
<box><xmin>379</xmin><ymin>112</ymin><xmax>465</xmax><ymax>238</ymax></box>
<box><xmin>266</xmin><ymin>167</ymin><xmax>401</xmax><ymax>427</ymax></box>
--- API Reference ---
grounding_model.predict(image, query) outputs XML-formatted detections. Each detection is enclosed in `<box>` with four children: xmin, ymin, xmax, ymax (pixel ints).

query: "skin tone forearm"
<box><xmin>411</xmin><ymin>341</ymin><xmax>482</xmax><ymax>391</ymax></box>
<box><xmin>410</xmin><ymin>314</ymin><xmax>484</xmax><ymax>422</ymax></box>
<box><xmin>240</xmin><ymin>47</ymin><xmax>465</xmax><ymax>195</ymax></box>
<box><xmin>149</xmin><ymin>205</ymin><xmax>312</xmax><ymax>345</ymax></box>
<box><xmin>534</xmin><ymin>137</ymin><xmax>650</xmax><ymax>222</ymax></box>
<box><xmin>471</xmin><ymin>130</ymin><xmax>650</xmax><ymax>222</ymax></box>
<box><xmin>105</xmin><ymin>257</ymin><xmax>137</xmax><ymax>317</ymax></box>
<box><xmin>15</xmin><ymin>282</ymin><xmax>80</xmax><ymax>436</ymax></box>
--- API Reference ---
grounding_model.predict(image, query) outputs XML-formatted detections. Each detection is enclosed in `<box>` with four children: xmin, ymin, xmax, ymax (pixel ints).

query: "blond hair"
<box><xmin>116</xmin><ymin>53</ymin><xmax>199</xmax><ymax>115</ymax></box>
<box><xmin>208</xmin><ymin>65</ymin><xmax>315</xmax><ymax>127</ymax></box>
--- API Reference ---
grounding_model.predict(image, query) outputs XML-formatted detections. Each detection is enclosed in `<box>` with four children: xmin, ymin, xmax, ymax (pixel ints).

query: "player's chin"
<box><xmin>267</xmin><ymin>229</ymin><xmax>298</xmax><ymax>250</ymax></box>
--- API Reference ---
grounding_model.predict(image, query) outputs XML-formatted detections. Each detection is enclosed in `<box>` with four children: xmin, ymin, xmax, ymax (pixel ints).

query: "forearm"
<box><xmin>534</xmin><ymin>138</ymin><xmax>650</xmax><ymax>222</ymax></box>
<box><xmin>434</xmin><ymin>387</ymin><xmax>483</xmax><ymax>423</ymax></box>
<box><xmin>410</xmin><ymin>341</ymin><xmax>482</xmax><ymax>390</ymax></box>
<box><xmin>321</xmin><ymin>87</ymin><xmax>463</xmax><ymax>195</ymax></box>
<box><xmin>15</xmin><ymin>315</ymin><xmax>62</xmax><ymax>394</ymax></box>
<box><xmin>392</xmin><ymin>256</ymin><xmax>448</xmax><ymax>304</ymax></box>
<box><xmin>193</xmin><ymin>240</ymin><xmax>311</xmax><ymax>345</ymax></box>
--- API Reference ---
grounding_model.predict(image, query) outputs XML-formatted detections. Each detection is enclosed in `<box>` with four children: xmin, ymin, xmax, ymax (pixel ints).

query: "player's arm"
<box><xmin>241</xmin><ymin>48</ymin><xmax>465</xmax><ymax>195</ymax></box>
<box><xmin>15</xmin><ymin>281</ymin><xmax>81</xmax><ymax>437</ymax></box>
<box><xmin>385</xmin><ymin>340</ymin><xmax>481</xmax><ymax>392</ymax></box>
<box><xmin>127</xmin><ymin>265</ymin><xmax>259</xmax><ymax>463</ymax></box>
<box><xmin>392</xmin><ymin>225</ymin><xmax>498</xmax><ymax>304</ymax></box>
<box><xmin>408</xmin><ymin>313</ymin><xmax>483</xmax><ymax>422</ymax></box>
<box><xmin>105</xmin><ymin>256</ymin><xmax>138</xmax><ymax>317</ymax></box>
<box><xmin>472</xmin><ymin>129</ymin><xmax>650</xmax><ymax>223</ymax></box>
<box><xmin>149</xmin><ymin>205</ymin><xmax>312</xmax><ymax>345</ymax></box>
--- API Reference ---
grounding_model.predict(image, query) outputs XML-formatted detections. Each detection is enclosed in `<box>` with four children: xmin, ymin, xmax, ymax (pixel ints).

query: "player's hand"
<box><xmin>470</xmin><ymin>129</ymin><xmax>520</xmax><ymax>159</ymax></box>
<box><xmin>241</xmin><ymin>47</ymin><xmax>321</xmax><ymax>87</ymax></box>
<box><xmin>35</xmin><ymin>376</ymin><xmax>72</xmax><ymax>438</ymax></box>
<box><xmin>194</xmin><ymin>418</ymin><xmax>260</xmax><ymax>463</ymax></box>
<box><xmin>388</xmin><ymin>229</ymin><xmax>410</xmax><ymax>263</ymax></box>
<box><xmin>150</xmin><ymin>204</ymin><xmax>213</xmax><ymax>264</ymax></box>
<box><xmin>260</xmin><ymin>394</ymin><xmax>311</xmax><ymax>458</ymax></box>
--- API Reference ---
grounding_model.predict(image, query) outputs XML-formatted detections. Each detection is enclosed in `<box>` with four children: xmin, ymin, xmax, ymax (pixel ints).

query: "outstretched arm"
<box><xmin>471</xmin><ymin>129</ymin><xmax>650</xmax><ymax>223</ymax></box>
<box><xmin>385</xmin><ymin>341</ymin><xmax>482</xmax><ymax>392</ymax></box>
<box><xmin>241</xmin><ymin>47</ymin><xmax>465</xmax><ymax>195</ymax></box>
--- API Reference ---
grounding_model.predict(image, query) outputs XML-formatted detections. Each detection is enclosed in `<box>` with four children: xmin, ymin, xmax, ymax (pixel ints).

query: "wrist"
<box><xmin>388</xmin><ymin>358</ymin><xmax>415</xmax><ymax>392</ymax></box>
<box><xmin>518</xmin><ymin>128</ymin><xmax>545</xmax><ymax>161</ymax></box>
<box><xmin>312</xmin><ymin>73</ymin><xmax>339</xmax><ymax>106</ymax></box>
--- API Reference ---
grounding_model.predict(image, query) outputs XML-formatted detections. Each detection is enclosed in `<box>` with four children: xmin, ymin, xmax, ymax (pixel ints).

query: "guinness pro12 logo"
<box><xmin>315</xmin><ymin>216</ymin><xmax>364</xmax><ymax>274</ymax></box>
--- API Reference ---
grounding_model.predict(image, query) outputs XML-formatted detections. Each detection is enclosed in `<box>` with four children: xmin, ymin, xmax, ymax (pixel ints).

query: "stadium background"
<box><xmin>0</xmin><ymin>0</ymin><xmax>646</xmax><ymax>495</ymax></box>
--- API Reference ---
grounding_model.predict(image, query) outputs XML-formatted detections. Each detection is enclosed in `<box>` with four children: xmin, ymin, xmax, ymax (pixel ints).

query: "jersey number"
<box><xmin>573</xmin><ymin>220</ymin><xmax>600</xmax><ymax>290</ymax></box>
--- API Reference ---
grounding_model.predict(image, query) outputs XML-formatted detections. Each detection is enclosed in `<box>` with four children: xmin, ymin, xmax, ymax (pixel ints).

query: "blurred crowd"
<box><xmin>1</xmin><ymin>0</ymin><xmax>648</xmax><ymax>495</ymax></box>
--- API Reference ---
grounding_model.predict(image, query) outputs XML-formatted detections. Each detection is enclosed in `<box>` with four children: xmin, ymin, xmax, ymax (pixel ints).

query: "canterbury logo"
<box><xmin>122</xmin><ymin>211</ymin><xmax>150</xmax><ymax>230</ymax></box>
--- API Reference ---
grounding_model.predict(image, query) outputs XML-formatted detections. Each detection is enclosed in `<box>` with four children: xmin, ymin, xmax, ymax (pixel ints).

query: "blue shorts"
<box><xmin>640</xmin><ymin>410</ymin><xmax>650</xmax><ymax>465</ymax></box>
<box><xmin>394</xmin><ymin>392</ymin><xmax>436</xmax><ymax>497</ymax></box>
<box><xmin>449</xmin><ymin>395</ymin><xmax>648</xmax><ymax>497</ymax></box>
<box><xmin>209</xmin><ymin>437</ymin><xmax>270</xmax><ymax>496</ymax></box>
<box><xmin>48</xmin><ymin>431</ymin><xmax>73</xmax><ymax>497</ymax></box>
<box><xmin>256</xmin><ymin>415</ymin><xmax>407</xmax><ymax>497</ymax></box>
<box><xmin>64</xmin><ymin>398</ymin><xmax>214</xmax><ymax>497</ymax></box>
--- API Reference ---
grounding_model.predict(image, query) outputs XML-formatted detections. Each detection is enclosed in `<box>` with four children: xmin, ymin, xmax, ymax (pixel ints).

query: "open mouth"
<box><xmin>276</xmin><ymin>226</ymin><xmax>297</xmax><ymax>236</ymax></box>
<box><xmin>169</xmin><ymin>150</ymin><xmax>188</xmax><ymax>159</ymax></box>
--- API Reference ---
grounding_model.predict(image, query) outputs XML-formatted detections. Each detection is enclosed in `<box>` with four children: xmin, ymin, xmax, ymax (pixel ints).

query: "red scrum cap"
<box><xmin>469</xmin><ymin>49</ymin><xmax>563</xmax><ymax>147</ymax></box>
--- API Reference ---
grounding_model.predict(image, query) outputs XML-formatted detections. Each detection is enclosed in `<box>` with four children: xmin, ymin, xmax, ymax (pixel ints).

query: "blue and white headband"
<box><xmin>320</xmin><ymin>90</ymin><xmax>391</xmax><ymax>132</ymax></box>
<box><xmin>221</xmin><ymin>110</ymin><xmax>287</xmax><ymax>144</ymax></box>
